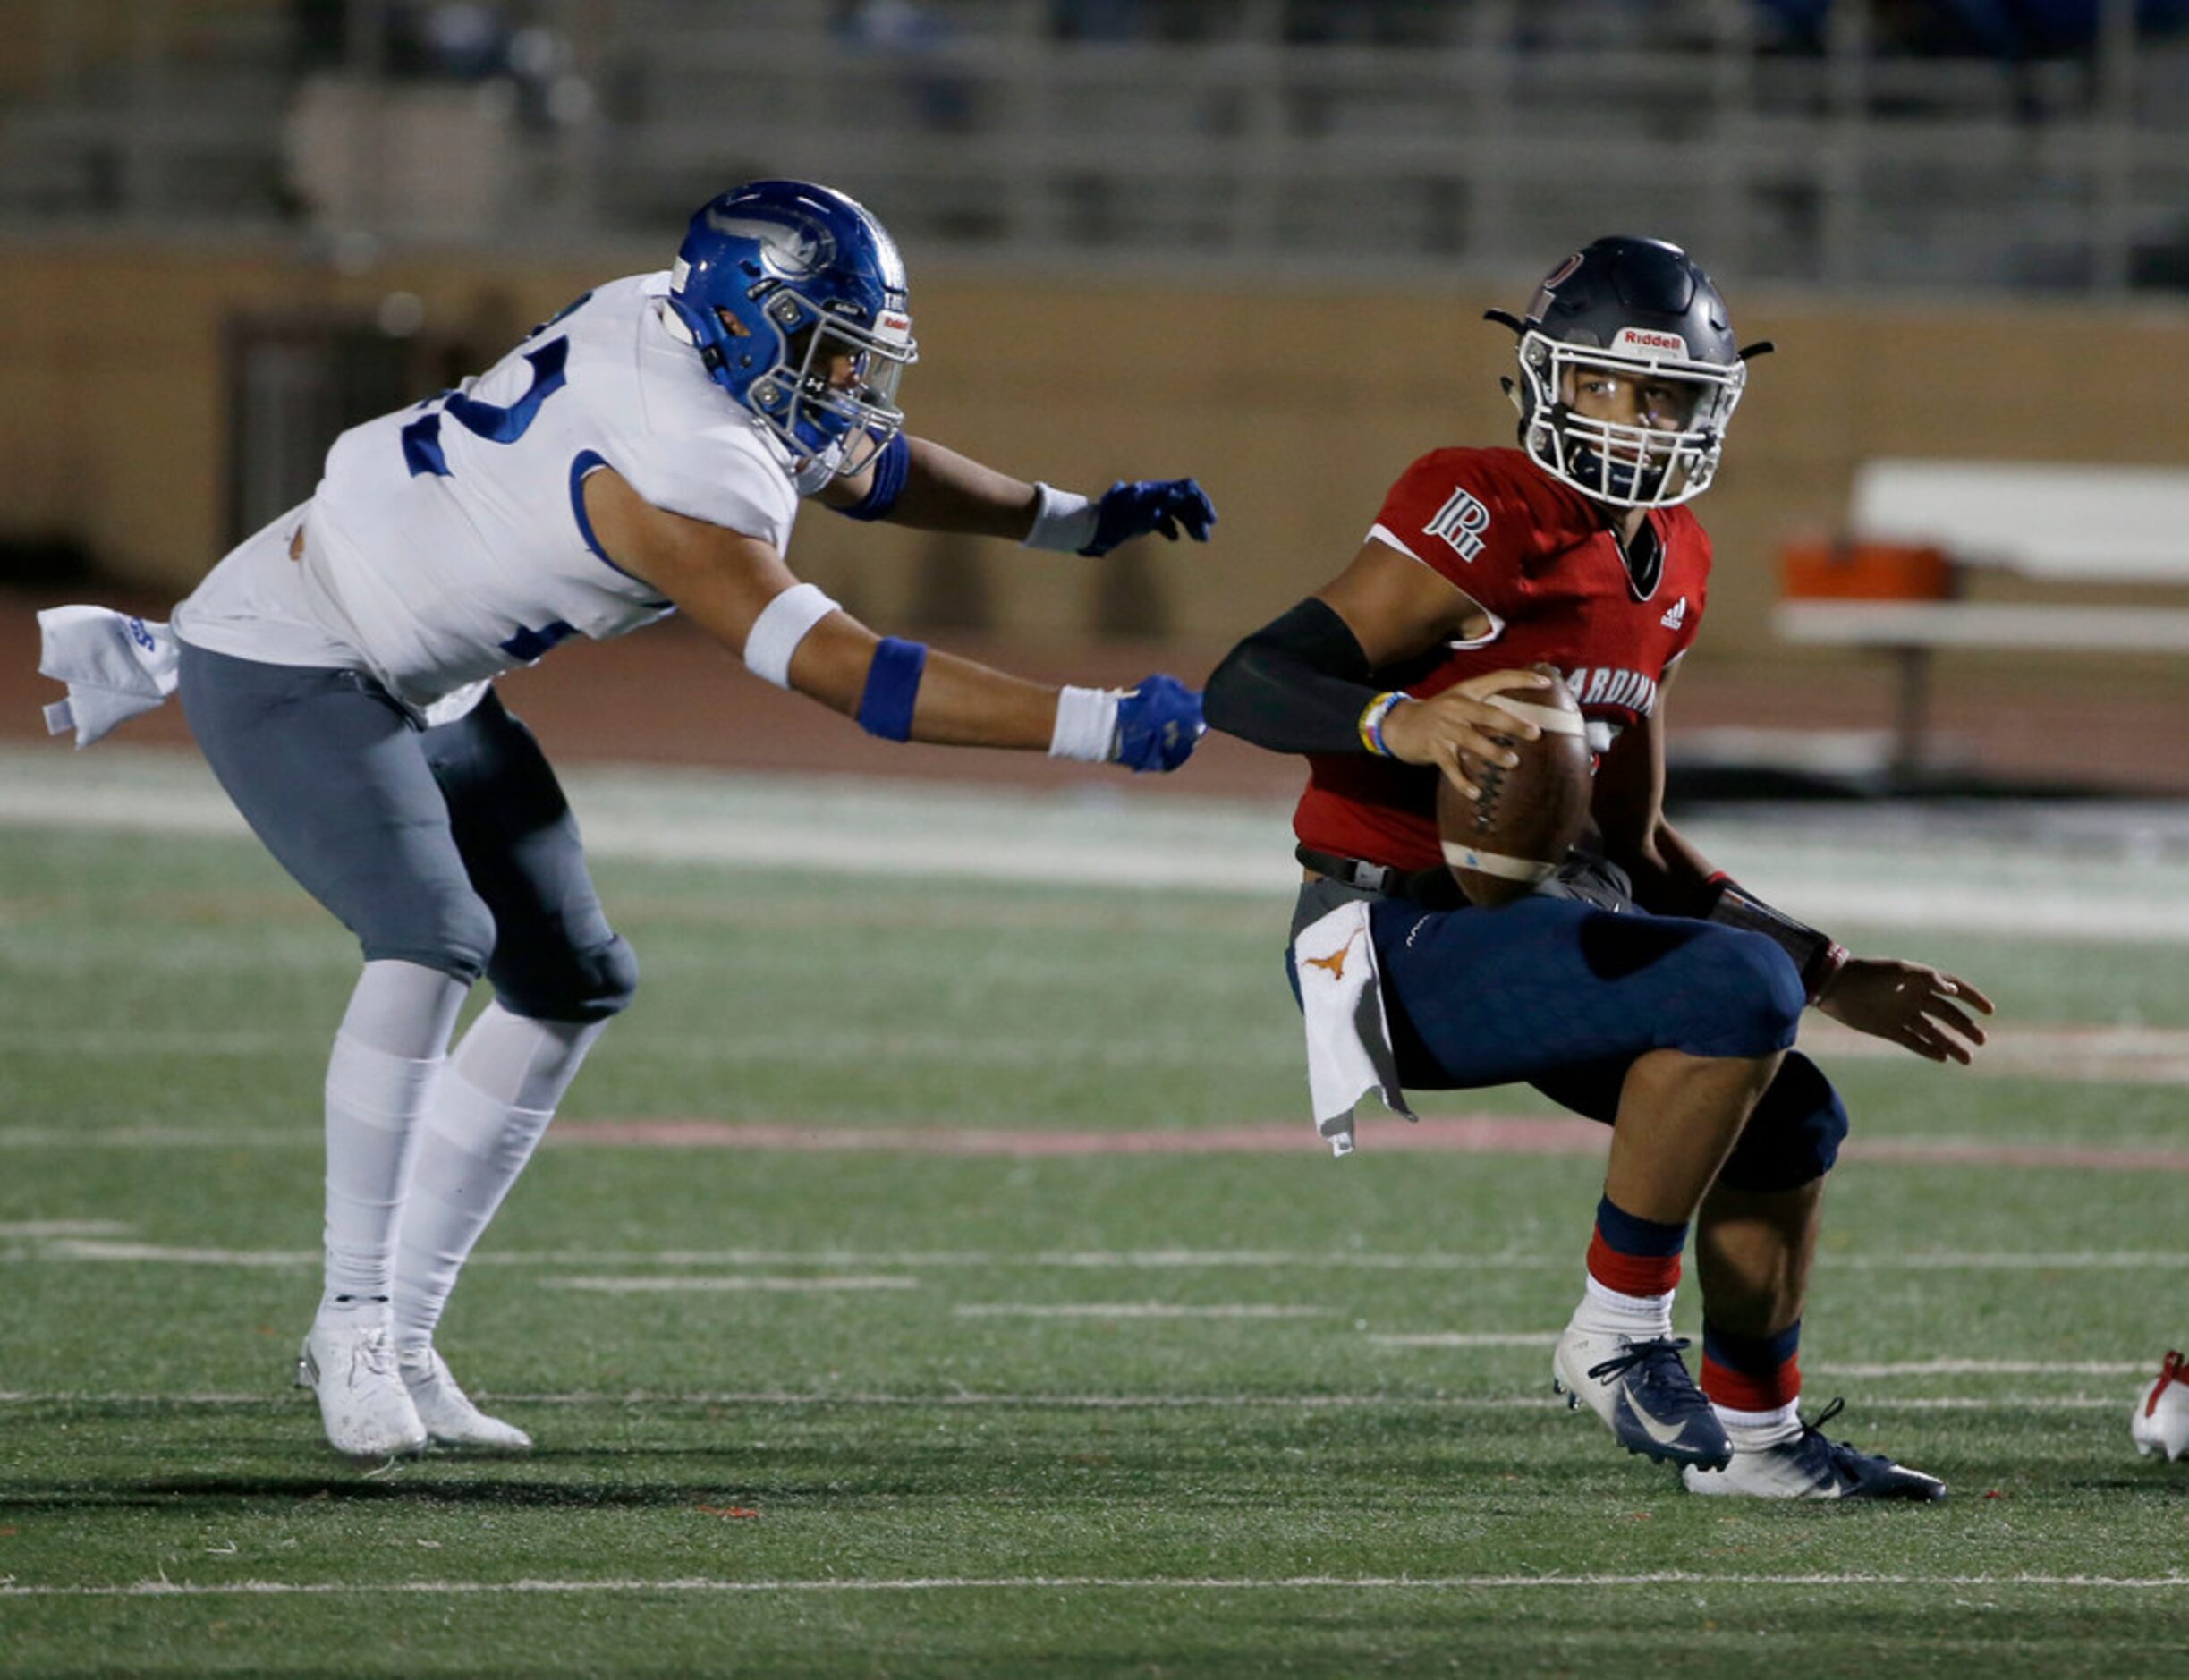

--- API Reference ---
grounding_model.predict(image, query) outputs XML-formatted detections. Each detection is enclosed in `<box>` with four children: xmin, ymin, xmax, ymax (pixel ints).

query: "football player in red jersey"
<box><xmin>1205</xmin><ymin>236</ymin><xmax>1992</xmax><ymax>1498</ymax></box>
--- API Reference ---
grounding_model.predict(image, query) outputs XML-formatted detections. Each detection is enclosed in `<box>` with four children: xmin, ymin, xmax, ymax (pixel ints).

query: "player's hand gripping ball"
<box><xmin>1435</xmin><ymin>668</ymin><xmax>1592</xmax><ymax>907</ymax></box>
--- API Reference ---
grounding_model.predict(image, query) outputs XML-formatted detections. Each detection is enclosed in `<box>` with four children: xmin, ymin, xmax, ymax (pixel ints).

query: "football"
<box><xmin>1435</xmin><ymin>669</ymin><xmax>1592</xmax><ymax>907</ymax></box>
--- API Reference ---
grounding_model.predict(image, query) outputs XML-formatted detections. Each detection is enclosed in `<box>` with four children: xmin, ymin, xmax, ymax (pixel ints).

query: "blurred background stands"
<box><xmin>1</xmin><ymin>0</ymin><xmax>2187</xmax><ymax>293</ymax></box>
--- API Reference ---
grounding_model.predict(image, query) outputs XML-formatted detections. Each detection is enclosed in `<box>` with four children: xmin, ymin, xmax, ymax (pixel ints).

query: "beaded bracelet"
<box><xmin>1357</xmin><ymin>690</ymin><xmax>1406</xmax><ymax>758</ymax></box>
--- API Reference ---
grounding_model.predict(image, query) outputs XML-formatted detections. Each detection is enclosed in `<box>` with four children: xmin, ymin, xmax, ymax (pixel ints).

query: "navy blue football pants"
<box><xmin>1289</xmin><ymin>884</ymin><xmax>1847</xmax><ymax>1192</ymax></box>
<box><xmin>176</xmin><ymin>641</ymin><xmax>637</xmax><ymax>1022</ymax></box>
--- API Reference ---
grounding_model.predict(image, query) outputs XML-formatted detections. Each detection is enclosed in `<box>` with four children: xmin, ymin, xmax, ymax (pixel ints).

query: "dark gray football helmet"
<box><xmin>1488</xmin><ymin>236</ymin><xmax>1769</xmax><ymax>509</ymax></box>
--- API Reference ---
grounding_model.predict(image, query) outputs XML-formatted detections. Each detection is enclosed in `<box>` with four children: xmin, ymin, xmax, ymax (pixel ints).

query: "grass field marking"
<box><xmin>4</xmin><ymin>1571</ymin><xmax>2185</xmax><ymax>1600</ymax></box>
<box><xmin>13</xmin><ymin>744</ymin><xmax>2189</xmax><ymax>943</ymax></box>
<box><xmin>1829</xmin><ymin>1251</ymin><xmax>2189</xmax><ymax>1270</ymax></box>
<box><xmin>16</xmin><ymin>1239</ymin><xmax>2189</xmax><ymax>1273</ymax></box>
<box><xmin>8</xmin><ymin>1116</ymin><xmax>2189</xmax><ymax>1166</ymax></box>
<box><xmin>6</xmin><ymin>1021</ymin><xmax>2189</xmax><ymax>1087</ymax></box>
<box><xmin>1370</xmin><ymin>1333</ymin><xmax>1563</xmax><ymax>1347</ymax></box>
<box><xmin>36</xmin><ymin>1239</ymin><xmax>315</xmax><ymax>1267</ymax></box>
<box><xmin>951</xmin><ymin>1303</ymin><xmax>1340</xmax><ymax>1319</ymax></box>
<box><xmin>547</xmin><ymin>1275</ymin><xmax>919</xmax><ymax>1294</ymax></box>
<box><xmin>0</xmin><ymin>1128</ymin><xmax>310</xmax><ymax>1150</ymax></box>
<box><xmin>1366</xmin><ymin>1341</ymin><xmax>2151</xmax><ymax>1379</ymax></box>
<box><xmin>0</xmin><ymin>1219</ymin><xmax>131</xmax><ymax>1236</ymax></box>
<box><xmin>0</xmin><ymin>1389</ymin><xmax>2126</xmax><ymax>1412</ymax></box>
<box><xmin>1816</xmin><ymin>1360</ymin><xmax>2150</xmax><ymax>1378</ymax></box>
<box><xmin>548</xmin><ymin>1120</ymin><xmax>2189</xmax><ymax>1164</ymax></box>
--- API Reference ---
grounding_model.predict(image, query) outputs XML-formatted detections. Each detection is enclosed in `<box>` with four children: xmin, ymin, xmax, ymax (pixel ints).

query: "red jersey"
<box><xmin>1294</xmin><ymin>446</ymin><xmax>1710</xmax><ymax>872</ymax></box>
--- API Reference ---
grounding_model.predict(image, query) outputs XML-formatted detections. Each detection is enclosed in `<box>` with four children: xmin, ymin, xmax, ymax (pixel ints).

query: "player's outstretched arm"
<box><xmin>582</xmin><ymin>466</ymin><xmax>1199</xmax><ymax>770</ymax></box>
<box><xmin>819</xmin><ymin>436</ymin><xmax>1217</xmax><ymax>556</ymax></box>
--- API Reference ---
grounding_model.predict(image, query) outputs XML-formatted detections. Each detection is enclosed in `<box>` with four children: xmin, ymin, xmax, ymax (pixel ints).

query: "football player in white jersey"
<box><xmin>43</xmin><ymin>180</ymin><xmax>1216</xmax><ymax>1459</ymax></box>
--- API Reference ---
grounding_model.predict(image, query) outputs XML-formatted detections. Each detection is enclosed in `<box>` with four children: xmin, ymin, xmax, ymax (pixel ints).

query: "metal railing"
<box><xmin>4</xmin><ymin>0</ymin><xmax>2186</xmax><ymax>294</ymax></box>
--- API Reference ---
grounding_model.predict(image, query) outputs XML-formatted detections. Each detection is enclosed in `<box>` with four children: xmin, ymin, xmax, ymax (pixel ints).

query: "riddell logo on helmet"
<box><xmin>1613</xmin><ymin>327</ymin><xmax>1688</xmax><ymax>355</ymax></box>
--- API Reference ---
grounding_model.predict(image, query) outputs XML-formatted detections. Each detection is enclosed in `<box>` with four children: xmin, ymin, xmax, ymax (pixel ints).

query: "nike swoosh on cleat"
<box><xmin>1625</xmin><ymin>1393</ymin><xmax>1692</xmax><ymax>1448</ymax></box>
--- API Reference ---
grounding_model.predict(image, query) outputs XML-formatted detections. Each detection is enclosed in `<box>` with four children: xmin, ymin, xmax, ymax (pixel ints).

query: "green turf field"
<box><xmin>2</xmin><ymin>760</ymin><xmax>2185</xmax><ymax>1676</ymax></box>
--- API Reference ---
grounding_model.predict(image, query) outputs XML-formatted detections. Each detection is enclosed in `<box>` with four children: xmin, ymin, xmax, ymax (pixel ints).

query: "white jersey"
<box><xmin>174</xmin><ymin>272</ymin><xmax>803</xmax><ymax>715</ymax></box>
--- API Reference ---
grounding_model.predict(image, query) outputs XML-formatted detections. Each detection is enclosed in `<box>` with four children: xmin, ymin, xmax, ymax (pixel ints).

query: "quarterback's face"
<box><xmin>1561</xmin><ymin>361</ymin><xmax>1703</xmax><ymax>431</ymax></box>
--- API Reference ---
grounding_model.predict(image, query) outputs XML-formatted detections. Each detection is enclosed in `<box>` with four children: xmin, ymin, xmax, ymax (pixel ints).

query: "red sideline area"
<box><xmin>547</xmin><ymin>1116</ymin><xmax>2189</xmax><ymax>1172</ymax></box>
<box><xmin>7</xmin><ymin>590</ymin><xmax>2189</xmax><ymax>797</ymax></box>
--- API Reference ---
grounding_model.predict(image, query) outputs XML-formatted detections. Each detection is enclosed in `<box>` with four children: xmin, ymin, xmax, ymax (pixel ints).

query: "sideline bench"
<box><xmin>1772</xmin><ymin>460</ymin><xmax>2189</xmax><ymax>777</ymax></box>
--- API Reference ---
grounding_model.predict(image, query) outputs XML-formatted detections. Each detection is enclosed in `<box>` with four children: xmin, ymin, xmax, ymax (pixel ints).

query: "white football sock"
<box><xmin>1571</xmin><ymin>1274</ymin><xmax>1676</xmax><ymax>1339</ymax></box>
<box><xmin>1713</xmin><ymin>1399</ymin><xmax>1803</xmax><ymax>1451</ymax></box>
<box><xmin>392</xmin><ymin>1004</ymin><xmax>606</xmax><ymax>1356</ymax></box>
<box><xmin>320</xmin><ymin>961</ymin><xmax>468</xmax><ymax>1315</ymax></box>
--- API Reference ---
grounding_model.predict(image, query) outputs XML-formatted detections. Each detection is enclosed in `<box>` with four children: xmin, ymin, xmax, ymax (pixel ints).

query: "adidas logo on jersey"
<box><xmin>1660</xmin><ymin>596</ymin><xmax>1688</xmax><ymax>631</ymax></box>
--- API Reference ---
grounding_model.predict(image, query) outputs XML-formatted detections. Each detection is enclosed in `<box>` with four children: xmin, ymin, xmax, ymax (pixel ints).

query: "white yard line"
<box><xmin>14</xmin><ymin>1239</ymin><xmax>2189</xmax><ymax>1272</ymax></box>
<box><xmin>1370</xmin><ymin>1342</ymin><xmax>2151</xmax><ymax>1378</ymax></box>
<box><xmin>1815</xmin><ymin>1359</ymin><xmax>2149</xmax><ymax>1378</ymax></box>
<box><xmin>547</xmin><ymin>1276</ymin><xmax>917</xmax><ymax>1294</ymax></box>
<box><xmin>33</xmin><ymin>1239</ymin><xmax>316</xmax><ymax>1267</ymax></box>
<box><xmin>953</xmin><ymin>1303</ymin><xmax>1338</xmax><ymax>1319</ymax></box>
<box><xmin>12</xmin><ymin>745</ymin><xmax>2189</xmax><ymax>942</ymax></box>
<box><xmin>3</xmin><ymin>1571</ymin><xmax>2184</xmax><ymax>1599</ymax></box>
<box><xmin>0</xmin><ymin>1389</ymin><xmax>2125</xmax><ymax>1413</ymax></box>
<box><xmin>0</xmin><ymin>1129</ymin><xmax>310</xmax><ymax>1150</ymax></box>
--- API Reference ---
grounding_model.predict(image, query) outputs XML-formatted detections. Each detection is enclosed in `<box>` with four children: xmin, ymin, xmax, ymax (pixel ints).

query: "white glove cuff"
<box><xmin>1048</xmin><ymin>683</ymin><xmax>1123</xmax><ymax>763</ymax></box>
<box><xmin>742</xmin><ymin>581</ymin><xmax>841</xmax><ymax>688</ymax></box>
<box><xmin>1022</xmin><ymin>482</ymin><xmax>1099</xmax><ymax>554</ymax></box>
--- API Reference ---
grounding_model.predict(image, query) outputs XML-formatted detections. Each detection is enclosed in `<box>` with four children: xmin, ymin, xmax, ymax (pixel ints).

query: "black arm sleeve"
<box><xmin>1203</xmin><ymin>598</ymin><xmax>1386</xmax><ymax>756</ymax></box>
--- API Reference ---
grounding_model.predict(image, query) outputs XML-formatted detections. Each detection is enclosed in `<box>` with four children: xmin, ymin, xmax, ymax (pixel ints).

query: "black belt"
<box><xmin>1295</xmin><ymin>844</ymin><xmax>1465</xmax><ymax>909</ymax></box>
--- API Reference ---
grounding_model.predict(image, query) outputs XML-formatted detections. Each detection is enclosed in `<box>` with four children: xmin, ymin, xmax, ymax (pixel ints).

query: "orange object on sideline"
<box><xmin>1780</xmin><ymin>541</ymin><xmax>1954</xmax><ymax>600</ymax></box>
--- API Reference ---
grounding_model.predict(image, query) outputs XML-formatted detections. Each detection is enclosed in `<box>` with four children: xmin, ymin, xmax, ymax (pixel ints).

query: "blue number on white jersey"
<box><xmin>401</xmin><ymin>337</ymin><xmax>572</xmax><ymax>479</ymax></box>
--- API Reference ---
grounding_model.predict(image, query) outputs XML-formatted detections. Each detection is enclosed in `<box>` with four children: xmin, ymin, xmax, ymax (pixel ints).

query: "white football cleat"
<box><xmin>1552</xmin><ymin>1319</ymin><xmax>1732</xmax><ymax>1472</ymax></box>
<box><xmin>295</xmin><ymin>1318</ymin><xmax>427</xmax><ymax>1458</ymax></box>
<box><xmin>398</xmin><ymin>1345</ymin><xmax>532</xmax><ymax>1452</ymax></box>
<box><xmin>1683</xmin><ymin>1398</ymin><xmax>1946</xmax><ymax>1500</ymax></box>
<box><xmin>2131</xmin><ymin>1351</ymin><xmax>2189</xmax><ymax>1463</ymax></box>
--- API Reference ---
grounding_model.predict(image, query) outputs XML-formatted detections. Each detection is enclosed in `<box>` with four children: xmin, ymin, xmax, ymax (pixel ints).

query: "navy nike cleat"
<box><xmin>1682</xmin><ymin>1398</ymin><xmax>1947</xmax><ymax>1499</ymax></box>
<box><xmin>1553</xmin><ymin>1322</ymin><xmax>1734</xmax><ymax>1472</ymax></box>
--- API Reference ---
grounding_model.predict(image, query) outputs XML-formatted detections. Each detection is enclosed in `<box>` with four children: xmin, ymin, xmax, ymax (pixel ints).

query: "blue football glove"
<box><xmin>1111</xmin><ymin>675</ymin><xmax>1206</xmax><ymax>773</ymax></box>
<box><xmin>1080</xmin><ymin>479</ymin><xmax>1218</xmax><ymax>557</ymax></box>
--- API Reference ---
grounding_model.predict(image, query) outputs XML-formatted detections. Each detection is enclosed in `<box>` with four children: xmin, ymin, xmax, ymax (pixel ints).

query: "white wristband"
<box><xmin>1048</xmin><ymin>683</ymin><xmax>1123</xmax><ymax>763</ymax></box>
<box><xmin>1022</xmin><ymin>482</ymin><xmax>1099</xmax><ymax>554</ymax></box>
<box><xmin>742</xmin><ymin>581</ymin><xmax>841</xmax><ymax>688</ymax></box>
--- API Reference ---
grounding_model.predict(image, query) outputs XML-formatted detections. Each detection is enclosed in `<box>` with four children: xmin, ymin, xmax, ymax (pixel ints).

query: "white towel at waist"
<box><xmin>1292</xmin><ymin>898</ymin><xmax>1418</xmax><ymax>1158</ymax></box>
<box><xmin>37</xmin><ymin>606</ymin><xmax>182</xmax><ymax>747</ymax></box>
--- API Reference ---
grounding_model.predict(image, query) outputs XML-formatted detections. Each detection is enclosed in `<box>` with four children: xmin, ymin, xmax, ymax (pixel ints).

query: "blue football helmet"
<box><xmin>1488</xmin><ymin>236</ymin><xmax>1769</xmax><ymax>509</ymax></box>
<box><xmin>667</xmin><ymin>180</ymin><xmax>917</xmax><ymax>479</ymax></box>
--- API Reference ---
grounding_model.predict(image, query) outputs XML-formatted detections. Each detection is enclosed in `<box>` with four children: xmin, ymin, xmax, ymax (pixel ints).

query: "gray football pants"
<box><xmin>175</xmin><ymin>641</ymin><xmax>638</xmax><ymax>1022</ymax></box>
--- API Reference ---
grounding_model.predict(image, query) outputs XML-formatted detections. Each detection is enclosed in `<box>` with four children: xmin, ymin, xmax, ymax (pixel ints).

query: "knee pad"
<box><xmin>1717</xmin><ymin>1052</ymin><xmax>1849</xmax><ymax>1192</ymax></box>
<box><xmin>1671</xmin><ymin>925</ymin><xmax>1805</xmax><ymax>1058</ymax></box>
<box><xmin>491</xmin><ymin>931</ymin><xmax>640</xmax><ymax>1023</ymax></box>
<box><xmin>357</xmin><ymin>887</ymin><xmax>496</xmax><ymax>987</ymax></box>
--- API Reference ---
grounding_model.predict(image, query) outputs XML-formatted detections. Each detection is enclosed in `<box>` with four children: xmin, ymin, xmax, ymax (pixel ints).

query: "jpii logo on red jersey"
<box><xmin>1611</xmin><ymin>327</ymin><xmax>1689</xmax><ymax>356</ymax></box>
<box><xmin>1424</xmin><ymin>484</ymin><xmax>1492</xmax><ymax>563</ymax></box>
